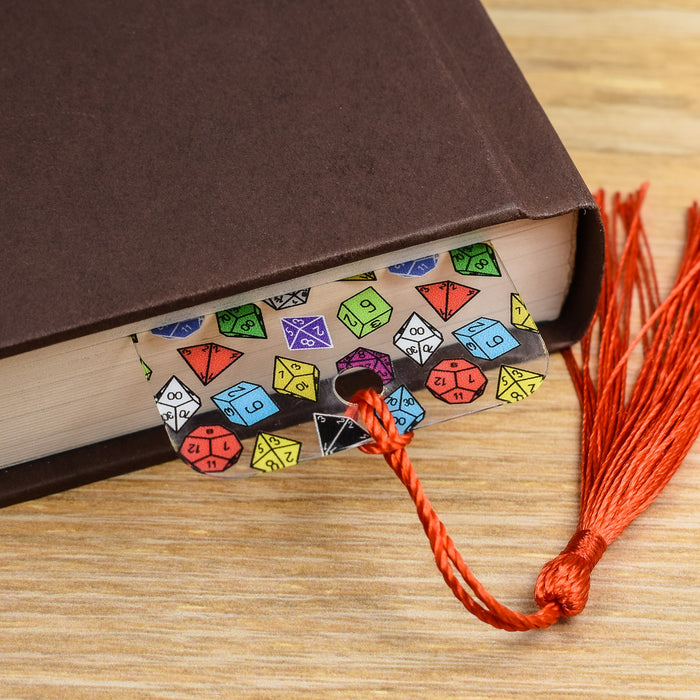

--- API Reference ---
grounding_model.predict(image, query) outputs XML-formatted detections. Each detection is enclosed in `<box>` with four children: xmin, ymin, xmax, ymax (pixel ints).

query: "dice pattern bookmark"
<box><xmin>134</xmin><ymin>241</ymin><xmax>548</xmax><ymax>477</ymax></box>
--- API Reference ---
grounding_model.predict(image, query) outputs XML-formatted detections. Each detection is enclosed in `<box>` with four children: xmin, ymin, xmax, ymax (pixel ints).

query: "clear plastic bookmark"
<box><xmin>132</xmin><ymin>241</ymin><xmax>548</xmax><ymax>476</ymax></box>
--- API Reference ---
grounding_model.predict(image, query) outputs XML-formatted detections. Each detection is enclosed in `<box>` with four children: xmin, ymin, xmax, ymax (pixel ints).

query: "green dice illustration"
<box><xmin>216</xmin><ymin>303</ymin><xmax>267</xmax><ymax>339</ymax></box>
<box><xmin>450</xmin><ymin>242</ymin><xmax>501</xmax><ymax>277</ymax></box>
<box><xmin>337</xmin><ymin>287</ymin><xmax>393</xmax><ymax>338</ymax></box>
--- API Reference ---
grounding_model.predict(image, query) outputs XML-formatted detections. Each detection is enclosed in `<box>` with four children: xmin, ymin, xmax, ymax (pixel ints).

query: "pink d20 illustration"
<box><xmin>336</xmin><ymin>347</ymin><xmax>394</xmax><ymax>384</ymax></box>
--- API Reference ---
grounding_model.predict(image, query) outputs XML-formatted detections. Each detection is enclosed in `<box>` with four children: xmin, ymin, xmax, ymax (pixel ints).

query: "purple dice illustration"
<box><xmin>336</xmin><ymin>347</ymin><xmax>394</xmax><ymax>385</ymax></box>
<box><xmin>281</xmin><ymin>315</ymin><xmax>333</xmax><ymax>351</ymax></box>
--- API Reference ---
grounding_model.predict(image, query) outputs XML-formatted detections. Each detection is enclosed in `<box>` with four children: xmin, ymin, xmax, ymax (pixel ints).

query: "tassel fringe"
<box><xmin>353</xmin><ymin>185</ymin><xmax>700</xmax><ymax>630</ymax></box>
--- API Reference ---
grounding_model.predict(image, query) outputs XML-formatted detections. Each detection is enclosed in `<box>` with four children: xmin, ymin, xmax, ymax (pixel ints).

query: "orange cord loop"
<box><xmin>352</xmin><ymin>389</ymin><xmax>414</xmax><ymax>456</ymax></box>
<box><xmin>351</xmin><ymin>386</ymin><xmax>564</xmax><ymax>632</ymax></box>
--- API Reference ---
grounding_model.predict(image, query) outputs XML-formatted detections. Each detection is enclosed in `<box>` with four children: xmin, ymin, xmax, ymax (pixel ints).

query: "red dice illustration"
<box><xmin>425</xmin><ymin>359</ymin><xmax>487</xmax><ymax>404</ymax></box>
<box><xmin>178</xmin><ymin>425</ymin><xmax>243</xmax><ymax>473</ymax></box>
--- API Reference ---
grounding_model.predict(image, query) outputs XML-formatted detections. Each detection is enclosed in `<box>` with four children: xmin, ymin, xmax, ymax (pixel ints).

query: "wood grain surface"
<box><xmin>2</xmin><ymin>1</ymin><xmax>699</xmax><ymax>697</ymax></box>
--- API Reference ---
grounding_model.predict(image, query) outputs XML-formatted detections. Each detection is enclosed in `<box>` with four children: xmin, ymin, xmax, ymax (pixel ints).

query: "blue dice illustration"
<box><xmin>212</xmin><ymin>381</ymin><xmax>279</xmax><ymax>426</ymax></box>
<box><xmin>151</xmin><ymin>317</ymin><xmax>204</xmax><ymax>339</ymax></box>
<box><xmin>453</xmin><ymin>317</ymin><xmax>520</xmax><ymax>360</ymax></box>
<box><xmin>385</xmin><ymin>385</ymin><xmax>425</xmax><ymax>434</ymax></box>
<box><xmin>387</xmin><ymin>254</ymin><xmax>439</xmax><ymax>278</ymax></box>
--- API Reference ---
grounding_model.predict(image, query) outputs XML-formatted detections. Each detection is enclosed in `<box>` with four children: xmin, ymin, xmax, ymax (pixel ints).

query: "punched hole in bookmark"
<box><xmin>333</xmin><ymin>367</ymin><xmax>385</xmax><ymax>405</ymax></box>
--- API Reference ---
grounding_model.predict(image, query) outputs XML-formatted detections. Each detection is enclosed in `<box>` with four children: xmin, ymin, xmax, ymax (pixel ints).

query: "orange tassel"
<box><xmin>353</xmin><ymin>185</ymin><xmax>700</xmax><ymax>630</ymax></box>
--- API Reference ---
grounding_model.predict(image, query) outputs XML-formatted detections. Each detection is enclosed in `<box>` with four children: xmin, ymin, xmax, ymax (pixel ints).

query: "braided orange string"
<box><xmin>353</xmin><ymin>388</ymin><xmax>566</xmax><ymax>631</ymax></box>
<box><xmin>352</xmin><ymin>187</ymin><xmax>700</xmax><ymax>630</ymax></box>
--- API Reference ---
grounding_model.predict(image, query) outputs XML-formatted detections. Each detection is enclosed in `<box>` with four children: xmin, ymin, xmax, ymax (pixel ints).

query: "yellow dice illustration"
<box><xmin>273</xmin><ymin>356</ymin><xmax>320</xmax><ymax>402</ymax></box>
<box><xmin>251</xmin><ymin>432</ymin><xmax>302</xmax><ymax>472</ymax></box>
<box><xmin>510</xmin><ymin>293</ymin><xmax>538</xmax><ymax>332</ymax></box>
<box><xmin>497</xmin><ymin>365</ymin><xmax>545</xmax><ymax>403</ymax></box>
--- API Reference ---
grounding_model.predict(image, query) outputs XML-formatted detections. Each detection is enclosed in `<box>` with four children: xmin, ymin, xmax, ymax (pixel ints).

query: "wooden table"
<box><xmin>2</xmin><ymin>2</ymin><xmax>698</xmax><ymax>697</ymax></box>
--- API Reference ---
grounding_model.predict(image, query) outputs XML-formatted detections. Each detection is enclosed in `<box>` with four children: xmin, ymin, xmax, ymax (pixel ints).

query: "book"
<box><xmin>0</xmin><ymin>0</ymin><xmax>604</xmax><ymax>506</ymax></box>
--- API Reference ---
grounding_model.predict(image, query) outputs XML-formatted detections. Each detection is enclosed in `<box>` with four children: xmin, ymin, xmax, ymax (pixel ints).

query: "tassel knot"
<box><xmin>534</xmin><ymin>530</ymin><xmax>607</xmax><ymax>617</ymax></box>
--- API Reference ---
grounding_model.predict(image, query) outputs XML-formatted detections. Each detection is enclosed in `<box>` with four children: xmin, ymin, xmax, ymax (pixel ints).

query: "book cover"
<box><xmin>0</xmin><ymin>0</ymin><xmax>604</xmax><ymax>505</ymax></box>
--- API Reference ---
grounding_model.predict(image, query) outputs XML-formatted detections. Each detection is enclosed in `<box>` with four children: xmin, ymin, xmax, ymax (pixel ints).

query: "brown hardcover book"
<box><xmin>0</xmin><ymin>0</ymin><xmax>604</xmax><ymax>506</ymax></box>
